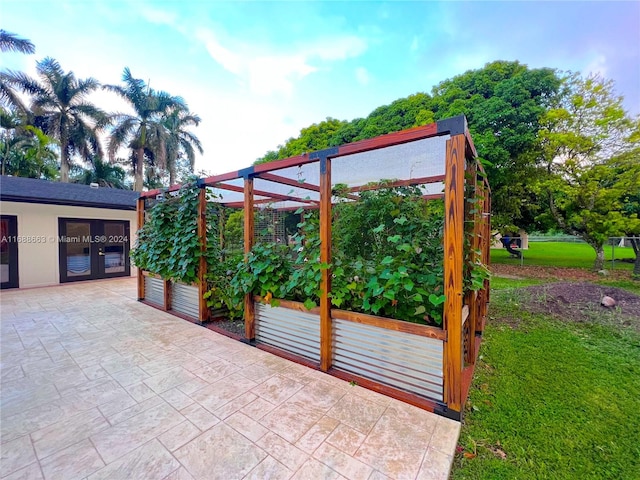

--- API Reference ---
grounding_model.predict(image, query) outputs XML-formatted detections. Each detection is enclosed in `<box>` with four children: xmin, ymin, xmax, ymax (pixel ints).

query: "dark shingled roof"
<box><xmin>0</xmin><ymin>176</ymin><xmax>139</xmax><ymax>210</ymax></box>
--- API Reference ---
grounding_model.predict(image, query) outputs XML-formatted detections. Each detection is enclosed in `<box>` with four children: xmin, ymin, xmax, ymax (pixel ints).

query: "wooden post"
<box><xmin>136</xmin><ymin>197</ymin><xmax>145</xmax><ymax>301</ymax></box>
<box><xmin>319</xmin><ymin>156</ymin><xmax>332</xmax><ymax>372</ymax></box>
<box><xmin>197</xmin><ymin>187</ymin><xmax>210</xmax><ymax>322</ymax></box>
<box><xmin>443</xmin><ymin>133</ymin><xmax>466</xmax><ymax>414</ymax></box>
<box><xmin>244</xmin><ymin>177</ymin><xmax>255</xmax><ymax>340</ymax></box>
<box><xmin>164</xmin><ymin>279</ymin><xmax>171</xmax><ymax>311</ymax></box>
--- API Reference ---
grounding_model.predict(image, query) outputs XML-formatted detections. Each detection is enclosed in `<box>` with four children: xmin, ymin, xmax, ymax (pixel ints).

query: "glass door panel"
<box><xmin>64</xmin><ymin>221</ymin><xmax>92</xmax><ymax>278</ymax></box>
<box><xmin>59</xmin><ymin>219</ymin><xmax>130</xmax><ymax>283</ymax></box>
<box><xmin>0</xmin><ymin>215</ymin><xmax>19</xmax><ymax>289</ymax></box>
<box><xmin>102</xmin><ymin>223</ymin><xmax>126</xmax><ymax>274</ymax></box>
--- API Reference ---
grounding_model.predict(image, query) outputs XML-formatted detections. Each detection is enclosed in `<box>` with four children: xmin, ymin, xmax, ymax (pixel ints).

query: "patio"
<box><xmin>0</xmin><ymin>278</ymin><xmax>460</xmax><ymax>480</ymax></box>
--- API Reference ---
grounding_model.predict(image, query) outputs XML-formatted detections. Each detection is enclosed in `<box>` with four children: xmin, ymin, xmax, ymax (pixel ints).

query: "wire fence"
<box><xmin>495</xmin><ymin>236</ymin><xmax>638</xmax><ymax>270</ymax></box>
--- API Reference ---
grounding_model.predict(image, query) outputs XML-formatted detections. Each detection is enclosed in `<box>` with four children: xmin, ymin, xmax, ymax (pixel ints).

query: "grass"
<box><xmin>451</xmin><ymin>281</ymin><xmax>640</xmax><ymax>480</ymax></box>
<box><xmin>491</xmin><ymin>242</ymin><xmax>635</xmax><ymax>270</ymax></box>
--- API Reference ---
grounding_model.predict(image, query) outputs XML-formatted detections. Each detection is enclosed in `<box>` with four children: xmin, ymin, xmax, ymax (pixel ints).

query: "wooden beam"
<box><xmin>338</xmin><ymin>122</ymin><xmax>438</xmax><ymax>156</ymax></box>
<box><xmin>244</xmin><ymin>177</ymin><xmax>255</xmax><ymax>340</ymax></box>
<box><xmin>202</xmin><ymin>170</ymin><xmax>243</xmax><ymax>186</ymax></box>
<box><xmin>213</xmin><ymin>182</ymin><xmax>318</xmax><ymax>205</ymax></box>
<box><xmin>254</xmin><ymin>296</ymin><xmax>321</xmax><ymax>315</ymax></box>
<box><xmin>442</xmin><ymin>133</ymin><xmax>466</xmax><ymax>414</ymax></box>
<box><xmin>197</xmin><ymin>187</ymin><xmax>210</xmax><ymax>322</ymax></box>
<box><xmin>319</xmin><ymin>157</ymin><xmax>332</xmax><ymax>372</ymax></box>
<box><xmin>136</xmin><ymin>198</ymin><xmax>145</xmax><ymax>301</ymax></box>
<box><xmin>257</xmin><ymin>172</ymin><xmax>320</xmax><ymax>192</ymax></box>
<box><xmin>347</xmin><ymin>174</ymin><xmax>446</xmax><ymax>194</ymax></box>
<box><xmin>252</xmin><ymin>154</ymin><xmax>316</xmax><ymax>175</ymax></box>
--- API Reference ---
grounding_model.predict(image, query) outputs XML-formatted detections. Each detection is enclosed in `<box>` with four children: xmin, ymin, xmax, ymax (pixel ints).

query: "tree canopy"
<box><xmin>535</xmin><ymin>74</ymin><xmax>640</xmax><ymax>270</ymax></box>
<box><xmin>255</xmin><ymin>61</ymin><xmax>563</xmax><ymax>230</ymax></box>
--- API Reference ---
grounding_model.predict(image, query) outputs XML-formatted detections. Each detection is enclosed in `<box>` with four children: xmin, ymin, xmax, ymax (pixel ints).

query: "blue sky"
<box><xmin>3</xmin><ymin>1</ymin><xmax>639</xmax><ymax>176</ymax></box>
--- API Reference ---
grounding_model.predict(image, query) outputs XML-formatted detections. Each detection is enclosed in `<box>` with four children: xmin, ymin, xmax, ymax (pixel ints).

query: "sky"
<box><xmin>3</xmin><ymin>1</ymin><xmax>639</xmax><ymax>177</ymax></box>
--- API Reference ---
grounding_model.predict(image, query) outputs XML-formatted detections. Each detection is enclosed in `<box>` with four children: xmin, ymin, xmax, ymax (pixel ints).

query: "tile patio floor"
<box><xmin>0</xmin><ymin>278</ymin><xmax>460</xmax><ymax>480</ymax></box>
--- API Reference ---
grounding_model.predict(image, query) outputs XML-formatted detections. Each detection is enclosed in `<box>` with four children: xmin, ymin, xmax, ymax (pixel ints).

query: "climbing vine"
<box><xmin>131</xmin><ymin>177</ymin><xmax>218</xmax><ymax>286</ymax></box>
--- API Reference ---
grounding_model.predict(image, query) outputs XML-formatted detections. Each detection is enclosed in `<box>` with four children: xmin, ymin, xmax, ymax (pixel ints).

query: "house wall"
<box><xmin>0</xmin><ymin>201</ymin><xmax>137</xmax><ymax>288</ymax></box>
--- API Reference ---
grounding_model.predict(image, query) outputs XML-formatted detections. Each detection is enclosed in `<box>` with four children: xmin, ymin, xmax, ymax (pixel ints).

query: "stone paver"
<box><xmin>0</xmin><ymin>278</ymin><xmax>460</xmax><ymax>479</ymax></box>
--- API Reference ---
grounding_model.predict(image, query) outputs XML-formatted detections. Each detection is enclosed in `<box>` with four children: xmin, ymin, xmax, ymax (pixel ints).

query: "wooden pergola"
<box><xmin>137</xmin><ymin>115</ymin><xmax>491</xmax><ymax>420</ymax></box>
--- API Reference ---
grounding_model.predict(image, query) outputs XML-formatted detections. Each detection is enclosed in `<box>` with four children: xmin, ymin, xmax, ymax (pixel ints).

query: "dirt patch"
<box><xmin>516</xmin><ymin>282</ymin><xmax>640</xmax><ymax>331</ymax></box>
<box><xmin>491</xmin><ymin>264</ymin><xmax>631</xmax><ymax>282</ymax></box>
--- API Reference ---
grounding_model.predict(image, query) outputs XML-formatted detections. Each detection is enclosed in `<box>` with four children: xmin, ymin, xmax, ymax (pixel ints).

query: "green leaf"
<box><xmin>414</xmin><ymin>305</ymin><xmax>426</xmax><ymax>315</ymax></box>
<box><xmin>381</xmin><ymin>256</ymin><xmax>394</xmax><ymax>265</ymax></box>
<box><xmin>428</xmin><ymin>293</ymin><xmax>446</xmax><ymax>306</ymax></box>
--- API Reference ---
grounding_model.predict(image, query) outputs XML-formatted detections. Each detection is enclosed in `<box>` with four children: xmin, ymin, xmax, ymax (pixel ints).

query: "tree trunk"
<box><xmin>134</xmin><ymin>148</ymin><xmax>145</xmax><ymax>192</ymax></box>
<box><xmin>169</xmin><ymin>166</ymin><xmax>176</xmax><ymax>187</ymax></box>
<box><xmin>60</xmin><ymin>141</ymin><xmax>69</xmax><ymax>182</ymax></box>
<box><xmin>630</xmin><ymin>237</ymin><xmax>640</xmax><ymax>278</ymax></box>
<box><xmin>593</xmin><ymin>244</ymin><xmax>605</xmax><ymax>271</ymax></box>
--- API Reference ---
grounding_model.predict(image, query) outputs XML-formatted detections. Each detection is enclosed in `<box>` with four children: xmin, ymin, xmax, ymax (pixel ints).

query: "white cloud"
<box><xmin>355</xmin><ymin>67</ymin><xmax>370</xmax><ymax>86</ymax></box>
<box><xmin>139</xmin><ymin>6</ymin><xmax>178</xmax><ymax>27</ymax></box>
<box><xmin>196</xmin><ymin>28</ymin><xmax>243</xmax><ymax>75</ymax></box>
<box><xmin>194</xmin><ymin>28</ymin><xmax>367</xmax><ymax>96</ymax></box>
<box><xmin>583</xmin><ymin>54</ymin><xmax>608</xmax><ymax>78</ymax></box>
<box><xmin>410</xmin><ymin>35</ymin><xmax>419</xmax><ymax>52</ymax></box>
<box><xmin>307</xmin><ymin>36</ymin><xmax>367</xmax><ymax>61</ymax></box>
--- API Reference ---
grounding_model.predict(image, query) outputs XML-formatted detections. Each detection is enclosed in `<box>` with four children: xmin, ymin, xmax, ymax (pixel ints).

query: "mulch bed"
<box><xmin>506</xmin><ymin>282</ymin><xmax>640</xmax><ymax>332</ymax></box>
<box><xmin>491</xmin><ymin>264</ymin><xmax>632</xmax><ymax>282</ymax></box>
<box><xmin>204</xmin><ymin>317</ymin><xmax>246</xmax><ymax>338</ymax></box>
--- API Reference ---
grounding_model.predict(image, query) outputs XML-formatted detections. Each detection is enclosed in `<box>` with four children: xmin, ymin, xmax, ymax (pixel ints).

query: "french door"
<box><xmin>1</xmin><ymin>215</ymin><xmax>19</xmax><ymax>289</ymax></box>
<box><xmin>59</xmin><ymin>218</ymin><xmax>130</xmax><ymax>283</ymax></box>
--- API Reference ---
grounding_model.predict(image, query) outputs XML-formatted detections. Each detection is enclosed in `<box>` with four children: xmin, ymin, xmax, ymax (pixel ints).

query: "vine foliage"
<box><xmin>131</xmin><ymin>177</ymin><xmax>219</xmax><ymax>286</ymax></box>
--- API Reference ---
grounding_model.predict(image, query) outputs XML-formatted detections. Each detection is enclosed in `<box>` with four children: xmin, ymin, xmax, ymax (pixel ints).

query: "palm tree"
<box><xmin>163</xmin><ymin>108</ymin><xmax>203</xmax><ymax>185</ymax></box>
<box><xmin>0</xmin><ymin>30</ymin><xmax>35</xmax><ymax>54</ymax></box>
<box><xmin>73</xmin><ymin>157</ymin><xmax>128</xmax><ymax>189</ymax></box>
<box><xmin>1</xmin><ymin>58</ymin><xmax>108</xmax><ymax>181</ymax></box>
<box><xmin>105</xmin><ymin>68</ymin><xmax>186</xmax><ymax>191</ymax></box>
<box><xmin>1</xmin><ymin>120</ymin><xmax>58</xmax><ymax>179</ymax></box>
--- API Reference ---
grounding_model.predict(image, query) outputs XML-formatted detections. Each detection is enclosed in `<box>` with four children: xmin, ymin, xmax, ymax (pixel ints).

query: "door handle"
<box><xmin>98</xmin><ymin>251</ymin><xmax>105</xmax><ymax>256</ymax></box>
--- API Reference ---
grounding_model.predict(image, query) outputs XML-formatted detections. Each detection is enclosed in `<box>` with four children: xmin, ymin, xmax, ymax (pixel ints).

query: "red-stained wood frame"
<box><xmin>319</xmin><ymin>157</ymin><xmax>332</xmax><ymax>372</ymax></box>
<box><xmin>136</xmin><ymin>198</ymin><xmax>145</xmax><ymax>301</ymax></box>
<box><xmin>244</xmin><ymin>177</ymin><xmax>256</xmax><ymax>340</ymax></box>
<box><xmin>197</xmin><ymin>188</ymin><xmax>210</xmax><ymax>322</ymax></box>
<box><xmin>442</xmin><ymin>133</ymin><xmax>466</xmax><ymax>416</ymax></box>
<box><xmin>135</xmin><ymin>116</ymin><xmax>490</xmax><ymax>421</ymax></box>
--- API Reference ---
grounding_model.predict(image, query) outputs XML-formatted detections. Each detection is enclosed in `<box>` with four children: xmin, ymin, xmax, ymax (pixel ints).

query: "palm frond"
<box><xmin>0</xmin><ymin>30</ymin><xmax>35</xmax><ymax>54</ymax></box>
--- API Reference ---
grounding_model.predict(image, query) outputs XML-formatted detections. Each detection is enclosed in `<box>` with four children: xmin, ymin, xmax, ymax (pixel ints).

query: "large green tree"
<box><xmin>105</xmin><ymin>68</ymin><xmax>187</xmax><ymax>191</ymax></box>
<box><xmin>606</xmin><ymin>148</ymin><xmax>640</xmax><ymax>277</ymax></box>
<box><xmin>536</xmin><ymin>74</ymin><xmax>640</xmax><ymax>270</ymax></box>
<box><xmin>1</xmin><ymin>58</ymin><xmax>108</xmax><ymax>181</ymax></box>
<box><xmin>255</xmin><ymin>61</ymin><xmax>561</xmax><ymax>230</ymax></box>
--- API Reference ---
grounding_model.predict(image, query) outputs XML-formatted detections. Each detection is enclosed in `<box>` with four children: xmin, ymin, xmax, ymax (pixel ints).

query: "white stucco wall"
<box><xmin>0</xmin><ymin>201</ymin><xmax>137</xmax><ymax>288</ymax></box>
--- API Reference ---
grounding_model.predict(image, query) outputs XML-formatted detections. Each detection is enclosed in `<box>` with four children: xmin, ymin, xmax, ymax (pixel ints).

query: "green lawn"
<box><xmin>451</xmin><ymin>281</ymin><xmax>640</xmax><ymax>480</ymax></box>
<box><xmin>491</xmin><ymin>242</ymin><xmax>635</xmax><ymax>270</ymax></box>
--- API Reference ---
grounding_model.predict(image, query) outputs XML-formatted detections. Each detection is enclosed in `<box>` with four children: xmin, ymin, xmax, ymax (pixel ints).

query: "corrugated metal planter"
<box><xmin>143</xmin><ymin>274</ymin><xmax>165</xmax><ymax>307</ymax></box>
<box><xmin>253</xmin><ymin>297</ymin><xmax>445</xmax><ymax>403</ymax></box>
<box><xmin>255</xmin><ymin>300</ymin><xmax>321</xmax><ymax>364</ymax></box>
<box><xmin>171</xmin><ymin>282</ymin><xmax>200</xmax><ymax>319</ymax></box>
